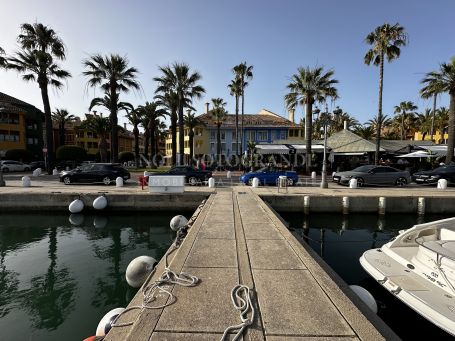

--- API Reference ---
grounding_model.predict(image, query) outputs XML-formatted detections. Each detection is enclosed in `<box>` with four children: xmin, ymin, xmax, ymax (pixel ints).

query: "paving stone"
<box><xmin>154</xmin><ymin>267</ymin><xmax>240</xmax><ymax>333</ymax></box>
<box><xmin>185</xmin><ymin>238</ymin><xmax>237</xmax><ymax>268</ymax></box>
<box><xmin>198</xmin><ymin>222</ymin><xmax>235</xmax><ymax>239</ymax></box>
<box><xmin>150</xmin><ymin>332</ymin><xmax>228</xmax><ymax>340</ymax></box>
<box><xmin>267</xmin><ymin>337</ymin><xmax>359</xmax><ymax>341</ymax></box>
<box><xmin>248</xmin><ymin>239</ymin><xmax>305</xmax><ymax>269</ymax></box>
<box><xmin>253</xmin><ymin>269</ymin><xmax>354</xmax><ymax>336</ymax></box>
<box><xmin>204</xmin><ymin>214</ymin><xmax>235</xmax><ymax>223</ymax></box>
<box><xmin>243</xmin><ymin>222</ymin><xmax>283</xmax><ymax>240</ymax></box>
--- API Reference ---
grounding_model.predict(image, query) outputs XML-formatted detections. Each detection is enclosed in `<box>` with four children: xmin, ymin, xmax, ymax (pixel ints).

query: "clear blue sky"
<box><xmin>0</xmin><ymin>0</ymin><xmax>454</xmax><ymax>129</ymax></box>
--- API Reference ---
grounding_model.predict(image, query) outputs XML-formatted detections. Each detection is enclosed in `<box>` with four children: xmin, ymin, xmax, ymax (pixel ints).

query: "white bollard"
<box><xmin>437</xmin><ymin>179</ymin><xmax>448</xmax><ymax>189</ymax></box>
<box><xmin>311</xmin><ymin>171</ymin><xmax>316</xmax><ymax>179</ymax></box>
<box><xmin>52</xmin><ymin>168</ymin><xmax>59</xmax><ymax>175</ymax></box>
<box><xmin>349</xmin><ymin>285</ymin><xmax>378</xmax><ymax>314</ymax></box>
<box><xmin>342</xmin><ymin>196</ymin><xmax>349</xmax><ymax>215</ymax></box>
<box><xmin>417</xmin><ymin>197</ymin><xmax>425</xmax><ymax>216</ymax></box>
<box><xmin>208</xmin><ymin>177</ymin><xmax>215</xmax><ymax>188</ymax></box>
<box><xmin>116</xmin><ymin>177</ymin><xmax>124</xmax><ymax>187</ymax></box>
<box><xmin>227</xmin><ymin>171</ymin><xmax>232</xmax><ymax>179</ymax></box>
<box><xmin>21</xmin><ymin>176</ymin><xmax>31</xmax><ymax>187</ymax></box>
<box><xmin>349</xmin><ymin>178</ymin><xmax>358</xmax><ymax>188</ymax></box>
<box><xmin>379</xmin><ymin>197</ymin><xmax>386</xmax><ymax>215</ymax></box>
<box><xmin>332</xmin><ymin>171</ymin><xmax>336</xmax><ymax>177</ymax></box>
<box><xmin>303</xmin><ymin>195</ymin><xmax>310</xmax><ymax>214</ymax></box>
<box><xmin>32</xmin><ymin>168</ymin><xmax>41</xmax><ymax>177</ymax></box>
<box><xmin>252</xmin><ymin>177</ymin><xmax>259</xmax><ymax>188</ymax></box>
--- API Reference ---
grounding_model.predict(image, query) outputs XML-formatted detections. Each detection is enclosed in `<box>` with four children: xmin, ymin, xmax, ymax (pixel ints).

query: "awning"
<box><xmin>399</xmin><ymin>151</ymin><xmax>438</xmax><ymax>158</ymax></box>
<box><xmin>255</xmin><ymin>144</ymin><xmax>325</xmax><ymax>154</ymax></box>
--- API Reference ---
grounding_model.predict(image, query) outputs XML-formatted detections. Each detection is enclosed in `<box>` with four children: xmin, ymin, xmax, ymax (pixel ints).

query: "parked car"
<box><xmin>333</xmin><ymin>165</ymin><xmax>410</xmax><ymax>187</ymax></box>
<box><xmin>240</xmin><ymin>167</ymin><xmax>299</xmax><ymax>186</ymax></box>
<box><xmin>59</xmin><ymin>163</ymin><xmax>130</xmax><ymax>185</ymax></box>
<box><xmin>148</xmin><ymin>166</ymin><xmax>212</xmax><ymax>185</ymax></box>
<box><xmin>30</xmin><ymin>161</ymin><xmax>46</xmax><ymax>171</ymax></box>
<box><xmin>412</xmin><ymin>165</ymin><xmax>455</xmax><ymax>185</ymax></box>
<box><xmin>0</xmin><ymin>160</ymin><xmax>31</xmax><ymax>172</ymax></box>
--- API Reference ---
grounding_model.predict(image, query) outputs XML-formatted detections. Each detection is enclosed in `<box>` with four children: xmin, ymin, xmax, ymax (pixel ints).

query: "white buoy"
<box><xmin>116</xmin><ymin>177</ymin><xmax>124</xmax><ymax>187</ymax></box>
<box><xmin>417</xmin><ymin>197</ymin><xmax>425</xmax><ymax>216</ymax></box>
<box><xmin>303</xmin><ymin>195</ymin><xmax>310</xmax><ymax>214</ymax></box>
<box><xmin>252</xmin><ymin>177</ymin><xmax>259</xmax><ymax>188</ymax></box>
<box><xmin>379</xmin><ymin>197</ymin><xmax>386</xmax><ymax>215</ymax></box>
<box><xmin>170</xmin><ymin>215</ymin><xmax>188</xmax><ymax>231</ymax></box>
<box><xmin>437</xmin><ymin>179</ymin><xmax>448</xmax><ymax>189</ymax></box>
<box><xmin>349</xmin><ymin>178</ymin><xmax>358</xmax><ymax>188</ymax></box>
<box><xmin>69</xmin><ymin>199</ymin><xmax>84</xmax><ymax>213</ymax></box>
<box><xmin>349</xmin><ymin>285</ymin><xmax>378</xmax><ymax>314</ymax></box>
<box><xmin>93</xmin><ymin>196</ymin><xmax>108</xmax><ymax>210</ymax></box>
<box><xmin>332</xmin><ymin>171</ymin><xmax>336</xmax><ymax>177</ymax></box>
<box><xmin>96</xmin><ymin>307</ymin><xmax>125</xmax><ymax>336</ymax></box>
<box><xmin>52</xmin><ymin>168</ymin><xmax>59</xmax><ymax>175</ymax></box>
<box><xmin>342</xmin><ymin>196</ymin><xmax>349</xmax><ymax>215</ymax></box>
<box><xmin>93</xmin><ymin>216</ymin><xmax>108</xmax><ymax>228</ymax></box>
<box><xmin>227</xmin><ymin>170</ymin><xmax>232</xmax><ymax>179</ymax></box>
<box><xmin>69</xmin><ymin>213</ymin><xmax>84</xmax><ymax>226</ymax></box>
<box><xmin>208</xmin><ymin>177</ymin><xmax>215</xmax><ymax>188</ymax></box>
<box><xmin>21</xmin><ymin>176</ymin><xmax>31</xmax><ymax>187</ymax></box>
<box><xmin>125</xmin><ymin>256</ymin><xmax>157</xmax><ymax>288</ymax></box>
<box><xmin>311</xmin><ymin>171</ymin><xmax>316</xmax><ymax>179</ymax></box>
<box><xmin>32</xmin><ymin>168</ymin><xmax>41</xmax><ymax>177</ymax></box>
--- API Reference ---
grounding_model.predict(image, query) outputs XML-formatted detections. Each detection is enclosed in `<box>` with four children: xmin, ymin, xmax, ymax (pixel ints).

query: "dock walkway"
<box><xmin>105</xmin><ymin>187</ymin><xmax>396</xmax><ymax>340</ymax></box>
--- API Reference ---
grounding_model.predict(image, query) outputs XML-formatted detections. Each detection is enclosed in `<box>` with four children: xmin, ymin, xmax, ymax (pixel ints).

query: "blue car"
<box><xmin>240</xmin><ymin>167</ymin><xmax>299</xmax><ymax>186</ymax></box>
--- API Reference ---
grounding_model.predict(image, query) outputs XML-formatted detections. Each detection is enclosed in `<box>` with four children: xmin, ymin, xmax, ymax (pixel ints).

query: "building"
<box><xmin>0</xmin><ymin>92</ymin><xmax>44</xmax><ymax>159</ymax></box>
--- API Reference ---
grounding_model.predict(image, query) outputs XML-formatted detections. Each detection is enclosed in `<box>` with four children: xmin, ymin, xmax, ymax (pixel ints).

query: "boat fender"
<box><xmin>126</xmin><ymin>256</ymin><xmax>157</xmax><ymax>288</ymax></box>
<box><xmin>170</xmin><ymin>215</ymin><xmax>188</xmax><ymax>231</ymax></box>
<box><xmin>93</xmin><ymin>195</ymin><xmax>108</xmax><ymax>210</ymax></box>
<box><xmin>69</xmin><ymin>199</ymin><xmax>84</xmax><ymax>213</ymax></box>
<box><xmin>95</xmin><ymin>307</ymin><xmax>125</xmax><ymax>336</ymax></box>
<box><xmin>349</xmin><ymin>285</ymin><xmax>378</xmax><ymax>314</ymax></box>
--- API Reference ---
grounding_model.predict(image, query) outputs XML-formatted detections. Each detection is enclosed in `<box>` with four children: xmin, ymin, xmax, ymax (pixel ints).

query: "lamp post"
<box><xmin>320</xmin><ymin>105</ymin><xmax>342</xmax><ymax>188</ymax></box>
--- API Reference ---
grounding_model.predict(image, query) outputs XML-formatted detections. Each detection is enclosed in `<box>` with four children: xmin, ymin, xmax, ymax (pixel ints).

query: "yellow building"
<box><xmin>414</xmin><ymin>130</ymin><xmax>448</xmax><ymax>144</ymax></box>
<box><xmin>164</xmin><ymin>126</ymin><xmax>207</xmax><ymax>162</ymax></box>
<box><xmin>0</xmin><ymin>103</ymin><xmax>27</xmax><ymax>153</ymax></box>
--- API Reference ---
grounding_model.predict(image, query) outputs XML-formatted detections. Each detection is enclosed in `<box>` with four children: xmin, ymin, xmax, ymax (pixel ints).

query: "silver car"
<box><xmin>333</xmin><ymin>165</ymin><xmax>411</xmax><ymax>187</ymax></box>
<box><xmin>0</xmin><ymin>160</ymin><xmax>31</xmax><ymax>172</ymax></box>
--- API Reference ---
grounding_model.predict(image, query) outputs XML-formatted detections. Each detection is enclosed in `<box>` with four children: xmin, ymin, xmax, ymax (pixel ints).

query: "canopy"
<box><xmin>399</xmin><ymin>151</ymin><xmax>438</xmax><ymax>158</ymax></box>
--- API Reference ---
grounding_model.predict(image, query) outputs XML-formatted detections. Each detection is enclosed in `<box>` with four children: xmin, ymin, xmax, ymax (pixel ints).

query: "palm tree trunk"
<box><xmin>150</xmin><ymin>123</ymin><xmax>156</xmax><ymax>168</ymax></box>
<box><xmin>143</xmin><ymin>130</ymin><xmax>150</xmax><ymax>163</ymax></box>
<box><xmin>375</xmin><ymin>54</ymin><xmax>384</xmax><ymax>165</ymax></box>
<box><xmin>110</xmin><ymin>87</ymin><xmax>119</xmax><ymax>163</ymax></box>
<box><xmin>305</xmin><ymin>102</ymin><xmax>312</xmax><ymax>174</ymax></box>
<box><xmin>217</xmin><ymin>124</ymin><xmax>221</xmax><ymax>163</ymax></box>
<box><xmin>178</xmin><ymin>100</ymin><xmax>184</xmax><ymax>165</ymax></box>
<box><xmin>133</xmin><ymin>126</ymin><xmax>139</xmax><ymax>169</ymax></box>
<box><xmin>446</xmin><ymin>92</ymin><xmax>455</xmax><ymax>163</ymax></box>
<box><xmin>241</xmin><ymin>84</ymin><xmax>245</xmax><ymax>156</ymax></box>
<box><xmin>39</xmin><ymin>83</ymin><xmax>54</xmax><ymax>174</ymax></box>
<box><xmin>401</xmin><ymin>115</ymin><xmax>405</xmax><ymax>140</ymax></box>
<box><xmin>235</xmin><ymin>95</ymin><xmax>239</xmax><ymax>156</ymax></box>
<box><xmin>430</xmin><ymin>94</ymin><xmax>437</xmax><ymax>141</ymax></box>
<box><xmin>99</xmin><ymin>137</ymin><xmax>108</xmax><ymax>162</ymax></box>
<box><xmin>59</xmin><ymin>123</ymin><xmax>65</xmax><ymax>146</ymax></box>
<box><xmin>171</xmin><ymin>113</ymin><xmax>177</xmax><ymax>166</ymax></box>
<box><xmin>189</xmin><ymin>130</ymin><xmax>194</xmax><ymax>164</ymax></box>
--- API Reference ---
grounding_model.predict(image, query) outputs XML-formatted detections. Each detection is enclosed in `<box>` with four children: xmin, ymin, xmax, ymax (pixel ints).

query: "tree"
<box><xmin>393</xmin><ymin>101</ymin><xmax>417</xmax><ymax>140</ymax></box>
<box><xmin>80</xmin><ymin>114</ymin><xmax>111</xmax><ymax>162</ymax></box>
<box><xmin>155</xmin><ymin>91</ymin><xmax>180</xmax><ymax>166</ymax></box>
<box><xmin>353</xmin><ymin>125</ymin><xmax>375</xmax><ymax>140</ymax></box>
<box><xmin>420</xmin><ymin>74</ymin><xmax>444</xmax><ymax>142</ymax></box>
<box><xmin>284</xmin><ymin>66</ymin><xmax>338</xmax><ymax>174</ymax></box>
<box><xmin>137</xmin><ymin>102</ymin><xmax>165</xmax><ymax>166</ymax></box>
<box><xmin>232</xmin><ymin>62</ymin><xmax>253</xmax><ymax>154</ymax></box>
<box><xmin>6</xmin><ymin>22</ymin><xmax>71</xmax><ymax>174</ymax></box>
<box><xmin>154</xmin><ymin>63</ymin><xmax>205</xmax><ymax>165</ymax></box>
<box><xmin>52</xmin><ymin>108</ymin><xmax>75</xmax><ymax>147</ymax></box>
<box><xmin>228</xmin><ymin>77</ymin><xmax>242</xmax><ymax>156</ymax></box>
<box><xmin>125</xmin><ymin>107</ymin><xmax>141</xmax><ymax>168</ymax></box>
<box><xmin>364</xmin><ymin>23</ymin><xmax>408</xmax><ymax>164</ymax></box>
<box><xmin>184</xmin><ymin>110</ymin><xmax>205</xmax><ymax>163</ymax></box>
<box><xmin>416</xmin><ymin>109</ymin><xmax>433</xmax><ymax>140</ymax></box>
<box><xmin>211</xmin><ymin>98</ymin><xmax>227</xmax><ymax>163</ymax></box>
<box><xmin>436</xmin><ymin>107</ymin><xmax>449</xmax><ymax>139</ymax></box>
<box><xmin>421</xmin><ymin>58</ymin><xmax>455</xmax><ymax>162</ymax></box>
<box><xmin>367</xmin><ymin>114</ymin><xmax>391</xmax><ymax>135</ymax></box>
<box><xmin>83</xmin><ymin>54</ymin><xmax>141</xmax><ymax>163</ymax></box>
<box><xmin>56</xmin><ymin>145</ymin><xmax>87</xmax><ymax>161</ymax></box>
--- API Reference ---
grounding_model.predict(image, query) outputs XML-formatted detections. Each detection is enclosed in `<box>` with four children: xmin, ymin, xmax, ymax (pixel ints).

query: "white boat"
<box><xmin>360</xmin><ymin>217</ymin><xmax>455</xmax><ymax>336</ymax></box>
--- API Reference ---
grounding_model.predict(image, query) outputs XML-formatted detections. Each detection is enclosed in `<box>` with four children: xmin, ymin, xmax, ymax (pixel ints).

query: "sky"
<box><xmin>0</xmin><ymin>0</ymin><xmax>454</xmax><ymax>130</ymax></box>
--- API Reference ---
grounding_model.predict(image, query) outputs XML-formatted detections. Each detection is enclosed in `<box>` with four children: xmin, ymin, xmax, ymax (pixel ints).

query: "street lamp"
<box><xmin>320</xmin><ymin>105</ymin><xmax>342</xmax><ymax>188</ymax></box>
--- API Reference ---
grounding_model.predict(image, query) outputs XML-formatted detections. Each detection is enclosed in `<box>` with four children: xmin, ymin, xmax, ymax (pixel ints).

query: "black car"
<box><xmin>148</xmin><ymin>166</ymin><xmax>212</xmax><ymax>185</ymax></box>
<box><xmin>59</xmin><ymin>163</ymin><xmax>130</xmax><ymax>185</ymax></box>
<box><xmin>412</xmin><ymin>165</ymin><xmax>455</xmax><ymax>185</ymax></box>
<box><xmin>30</xmin><ymin>161</ymin><xmax>46</xmax><ymax>171</ymax></box>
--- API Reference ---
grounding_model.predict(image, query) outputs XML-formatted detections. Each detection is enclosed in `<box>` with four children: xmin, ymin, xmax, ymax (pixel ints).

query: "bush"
<box><xmin>5</xmin><ymin>149</ymin><xmax>34</xmax><ymax>162</ymax></box>
<box><xmin>56</xmin><ymin>145</ymin><xmax>87</xmax><ymax>162</ymax></box>
<box><xmin>119</xmin><ymin>151</ymin><xmax>135</xmax><ymax>163</ymax></box>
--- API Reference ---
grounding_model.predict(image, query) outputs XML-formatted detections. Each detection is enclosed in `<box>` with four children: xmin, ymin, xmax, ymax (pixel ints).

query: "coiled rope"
<box><xmin>220</xmin><ymin>285</ymin><xmax>255</xmax><ymax>341</ymax></box>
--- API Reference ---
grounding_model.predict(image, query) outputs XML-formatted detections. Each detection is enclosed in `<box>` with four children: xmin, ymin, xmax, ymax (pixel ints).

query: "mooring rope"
<box><xmin>433</xmin><ymin>255</ymin><xmax>455</xmax><ymax>294</ymax></box>
<box><xmin>220</xmin><ymin>284</ymin><xmax>255</xmax><ymax>341</ymax></box>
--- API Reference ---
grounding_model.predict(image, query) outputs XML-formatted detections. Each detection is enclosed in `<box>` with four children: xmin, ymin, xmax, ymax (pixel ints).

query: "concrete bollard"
<box><xmin>303</xmin><ymin>195</ymin><xmax>310</xmax><ymax>214</ymax></box>
<box><xmin>437</xmin><ymin>179</ymin><xmax>448</xmax><ymax>189</ymax></box>
<box><xmin>342</xmin><ymin>196</ymin><xmax>349</xmax><ymax>215</ymax></box>
<box><xmin>32</xmin><ymin>168</ymin><xmax>41</xmax><ymax>177</ymax></box>
<box><xmin>252</xmin><ymin>177</ymin><xmax>259</xmax><ymax>188</ymax></box>
<box><xmin>21</xmin><ymin>176</ymin><xmax>31</xmax><ymax>187</ymax></box>
<box><xmin>417</xmin><ymin>197</ymin><xmax>425</xmax><ymax>216</ymax></box>
<box><xmin>349</xmin><ymin>178</ymin><xmax>358</xmax><ymax>188</ymax></box>
<box><xmin>379</xmin><ymin>197</ymin><xmax>386</xmax><ymax>215</ymax></box>
<box><xmin>52</xmin><ymin>168</ymin><xmax>59</xmax><ymax>175</ymax></box>
<box><xmin>208</xmin><ymin>177</ymin><xmax>215</xmax><ymax>188</ymax></box>
<box><xmin>116</xmin><ymin>177</ymin><xmax>124</xmax><ymax>187</ymax></box>
<box><xmin>227</xmin><ymin>171</ymin><xmax>231</xmax><ymax>179</ymax></box>
<box><xmin>311</xmin><ymin>171</ymin><xmax>316</xmax><ymax>179</ymax></box>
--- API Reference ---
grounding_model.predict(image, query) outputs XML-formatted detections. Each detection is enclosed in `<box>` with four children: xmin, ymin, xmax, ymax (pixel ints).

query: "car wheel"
<box><xmin>102</xmin><ymin>177</ymin><xmax>111</xmax><ymax>185</ymax></box>
<box><xmin>395</xmin><ymin>177</ymin><xmax>407</xmax><ymax>187</ymax></box>
<box><xmin>188</xmin><ymin>176</ymin><xmax>198</xmax><ymax>186</ymax></box>
<box><xmin>24</xmin><ymin>167</ymin><xmax>30</xmax><ymax>171</ymax></box>
<box><xmin>287</xmin><ymin>178</ymin><xmax>294</xmax><ymax>186</ymax></box>
<box><xmin>356</xmin><ymin>177</ymin><xmax>364</xmax><ymax>187</ymax></box>
<box><xmin>63</xmin><ymin>176</ymin><xmax>71</xmax><ymax>185</ymax></box>
<box><xmin>248</xmin><ymin>178</ymin><xmax>254</xmax><ymax>186</ymax></box>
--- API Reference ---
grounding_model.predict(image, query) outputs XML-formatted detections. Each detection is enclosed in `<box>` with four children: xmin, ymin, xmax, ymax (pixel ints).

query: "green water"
<box><xmin>0</xmin><ymin>212</ymin><xmax>183</xmax><ymax>341</ymax></box>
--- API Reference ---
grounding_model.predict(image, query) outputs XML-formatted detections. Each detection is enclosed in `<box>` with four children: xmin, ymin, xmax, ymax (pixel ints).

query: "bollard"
<box><xmin>52</xmin><ymin>168</ymin><xmax>59</xmax><ymax>175</ymax></box>
<box><xmin>116</xmin><ymin>177</ymin><xmax>124</xmax><ymax>187</ymax></box>
<box><xmin>349</xmin><ymin>178</ymin><xmax>358</xmax><ymax>188</ymax></box>
<box><xmin>311</xmin><ymin>171</ymin><xmax>316</xmax><ymax>179</ymax></box>
<box><xmin>379</xmin><ymin>197</ymin><xmax>386</xmax><ymax>215</ymax></box>
<box><xmin>417</xmin><ymin>197</ymin><xmax>425</xmax><ymax>216</ymax></box>
<box><xmin>252</xmin><ymin>177</ymin><xmax>259</xmax><ymax>188</ymax></box>
<box><xmin>342</xmin><ymin>196</ymin><xmax>349</xmax><ymax>215</ymax></box>
<box><xmin>227</xmin><ymin>171</ymin><xmax>231</xmax><ymax>179</ymax></box>
<box><xmin>208</xmin><ymin>177</ymin><xmax>215</xmax><ymax>188</ymax></box>
<box><xmin>32</xmin><ymin>168</ymin><xmax>41</xmax><ymax>177</ymax></box>
<box><xmin>21</xmin><ymin>176</ymin><xmax>31</xmax><ymax>187</ymax></box>
<box><xmin>303</xmin><ymin>195</ymin><xmax>310</xmax><ymax>215</ymax></box>
<box><xmin>437</xmin><ymin>179</ymin><xmax>447</xmax><ymax>189</ymax></box>
<box><xmin>278</xmin><ymin>176</ymin><xmax>288</xmax><ymax>193</ymax></box>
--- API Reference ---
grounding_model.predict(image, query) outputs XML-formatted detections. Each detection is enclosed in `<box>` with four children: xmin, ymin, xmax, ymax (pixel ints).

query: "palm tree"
<box><xmin>421</xmin><ymin>58</ymin><xmax>455</xmax><ymax>162</ymax></box>
<box><xmin>83</xmin><ymin>54</ymin><xmax>141</xmax><ymax>163</ymax></box>
<box><xmin>125</xmin><ymin>107</ymin><xmax>141</xmax><ymax>168</ymax></box>
<box><xmin>211</xmin><ymin>98</ymin><xmax>227</xmax><ymax>163</ymax></box>
<box><xmin>416</xmin><ymin>109</ymin><xmax>434</xmax><ymax>140</ymax></box>
<box><xmin>137</xmin><ymin>101</ymin><xmax>165</xmax><ymax>167</ymax></box>
<box><xmin>155</xmin><ymin>91</ymin><xmax>180</xmax><ymax>166</ymax></box>
<box><xmin>228</xmin><ymin>77</ymin><xmax>242</xmax><ymax>156</ymax></box>
<box><xmin>247</xmin><ymin>140</ymin><xmax>256</xmax><ymax>170</ymax></box>
<box><xmin>364</xmin><ymin>23</ymin><xmax>408</xmax><ymax>164</ymax></box>
<box><xmin>420</xmin><ymin>76</ymin><xmax>444</xmax><ymax>142</ymax></box>
<box><xmin>154</xmin><ymin>63</ymin><xmax>205</xmax><ymax>165</ymax></box>
<box><xmin>6</xmin><ymin>23</ymin><xmax>71</xmax><ymax>173</ymax></box>
<box><xmin>52</xmin><ymin>108</ymin><xmax>75</xmax><ymax>147</ymax></box>
<box><xmin>232</xmin><ymin>62</ymin><xmax>253</xmax><ymax>154</ymax></box>
<box><xmin>393</xmin><ymin>101</ymin><xmax>417</xmax><ymax>140</ymax></box>
<box><xmin>80</xmin><ymin>114</ymin><xmax>111</xmax><ymax>162</ymax></box>
<box><xmin>284</xmin><ymin>66</ymin><xmax>338</xmax><ymax>174</ymax></box>
<box><xmin>353</xmin><ymin>125</ymin><xmax>375</xmax><ymax>140</ymax></box>
<box><xmin>184</xmin><ymin>110</ymin><xmax>205</xmax><ymax>163</ymax></box>
<box><xmin>367</xmin><ymin>114</ymin><xmax>391</xmax><ymax>134</ymax></box>
<box><xmin>436</xmin><ymin>107</ymin><xmax>449</xmax><ymax>141</ymax></box>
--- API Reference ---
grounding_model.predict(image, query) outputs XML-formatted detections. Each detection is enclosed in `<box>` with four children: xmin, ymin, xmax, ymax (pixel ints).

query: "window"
<box><xmin>221</xmin><ymin>143</ymin><xmax>226</xmax><ymax>152</ymax></box>
<box><xmin>257</xmin><ymin>131</ymin><xmax>268</xmax><ymax>141</ymax></box>
<box><xmin>210</xmin><ymin>142</ymin><xmax>215</xmax><ymax>153</ymax></box>
<box><xmin>210</xmin><ymin>131</ymin><xmax>216</xmax><ymax>140</ymax></box>
<box><xmin>247</xmin><ymin>131</ymin><xmax>255</xmax><ymax>141</ymax></box>
<box><xmin>232</xmin><ymin>130</ymin><xmax>237</xmax><ymax>139</ymax></box>
<box><xmin>280</xmin><ymin>131</ymin><xmax>287</xmax><ymax>139</ymax></box>
<box><xmin>77</xmin><ymin>132</ymin><xmax>84</xmax><ymax>138</ymax></box>
<box><xmin>195</xmin><ymin>128</ymin><xmax>203</xmax><ymax>136</ymax></box>
<box><xmin>0</xmin><ymin>130</ymin><xmax>20</xmax><ymax>142</ymax></box>
<box><xmin>232</xmin><ymin>143</ymin><xmax>239</xmax><ymax>153</ymax></box>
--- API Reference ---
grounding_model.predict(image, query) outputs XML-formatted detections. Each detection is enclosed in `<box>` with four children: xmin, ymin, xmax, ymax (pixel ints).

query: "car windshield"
<box><xmin>351</xmin><ymin>165</ymin><xmax>374</xmax><ymax>173</ymax></box>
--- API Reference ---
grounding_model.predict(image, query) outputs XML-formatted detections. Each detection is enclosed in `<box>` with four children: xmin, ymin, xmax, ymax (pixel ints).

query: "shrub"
<box><xmin>119</xmin><ymin>151</ymin><xmax>134</xmax><ymax>163</ymax></box>
<box><xmin>5</xmin><ymin>149</ymin><xmax>34</xmax><ymax>162</ymax></box>
<box><xmin>56</xmin><ymin>145</ymin><xmax>87</xmax><ymax>162</ymax></box>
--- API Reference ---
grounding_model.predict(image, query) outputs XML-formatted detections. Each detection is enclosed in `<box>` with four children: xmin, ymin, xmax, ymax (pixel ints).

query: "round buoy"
<box><xmin>116</xmin><ymin>177</ymin><xmax>124</xmax><ymax>187</ymax></box>
<box><xmin>125</xmin><ymin>255</ymin><xmax>157</xmax><ymax>288</ymax></box>
<box><xmin>21</xmin><ymin>176</ymin><xmax>31</xmax><ymax>187</ymax></box>
<box><xmin>349</xmin><ymin>285</ymin><xmax>378</xmax><ymax>314</ymax></box>
<box><xmin>95</xmin><ymin>307</ymin><xmax>125</xmax><ymax>336</ymax></box>
<box><xmin>69</xmin><ymin>213</ymin><xmax>84</xmax><ymax>226</ymax></box>
<box><xmin>52</xmin><ymin>168</ymin><xmax>59</xmax><ymax>175</ymax></box>
<box><xmin>93</xmin><ymin>196</ymin><xmax>108</xmax><ymax>210</ymax></box>
<box><xmin>170</xmin><ymin>215</ymin><xmax>188</xmax><ymax>231</ymax></box>
<box><xmin>69</xmin><ymin>199</ymin><xmax>84</xmax><ymax>213</ymax></box>
<box><xmin>93</xmin><ymin>216</ymin><xmax>108</xmax><ymax>228</ymax></box>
